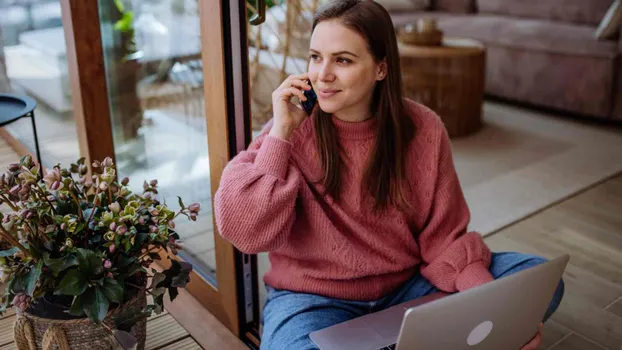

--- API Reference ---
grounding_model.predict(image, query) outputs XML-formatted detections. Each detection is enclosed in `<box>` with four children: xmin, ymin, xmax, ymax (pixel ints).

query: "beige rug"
<box><xmin>454</xmin><ymin>102</ymin><xmax>622</xmax><ymax>237</ymax></box>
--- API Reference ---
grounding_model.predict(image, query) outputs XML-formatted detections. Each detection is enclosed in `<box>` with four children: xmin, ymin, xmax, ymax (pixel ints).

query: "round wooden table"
<box><xmin>398</xmin><ymin>38</ymin><xmax>486</xmax><ymax>138</ymax></box>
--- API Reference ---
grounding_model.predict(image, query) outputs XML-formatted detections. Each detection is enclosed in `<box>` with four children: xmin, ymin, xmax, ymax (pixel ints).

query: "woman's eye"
<box><xmin>337</xmin><ymin>57</ymin><xmax>352</xmax><ymax>64</ymax></box>
<box><xmin>310</xmin><ymin>54</ymin><xmax>320</xmax><ymax>61</ymax></box>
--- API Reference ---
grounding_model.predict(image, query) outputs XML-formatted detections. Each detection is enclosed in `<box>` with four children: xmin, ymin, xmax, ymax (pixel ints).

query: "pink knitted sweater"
<box><xmin>214</xmin><ymin>99</ymin><xmax>493</xmax><ymax>301</ymax></box>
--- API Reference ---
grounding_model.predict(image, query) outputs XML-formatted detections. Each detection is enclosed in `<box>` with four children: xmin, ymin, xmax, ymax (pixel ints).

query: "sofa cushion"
<box><xmin>392</xmin><ymin>13</ymin><xmax>619</xmax><ymax>58</ymax></box>
<box><xmin>485</xmin><ymin>45</ymin><xmax>615</xmax><ymax>117</ymax></box>
<box><xmin>433</xmin><ymin>0</ymin><xmax>475</xmax><ymax>13</ymax></box>
<box><xmin>476</xmin><ymin>0</ymin><xmax>614</xmax><ymax>26</ymax></box>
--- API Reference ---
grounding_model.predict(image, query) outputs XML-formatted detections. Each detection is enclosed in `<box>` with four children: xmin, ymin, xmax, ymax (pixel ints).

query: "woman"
<box><xmin>214</xmin><ymin>1</ymin><xmax>564</xmax><ymax>349</ymax></box>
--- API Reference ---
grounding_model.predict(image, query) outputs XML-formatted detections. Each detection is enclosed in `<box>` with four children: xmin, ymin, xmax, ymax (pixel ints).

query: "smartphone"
<box><xmin>300</xmin><ymin>80</ymin><xmax>318</xmax><ymax>116</ymax></box>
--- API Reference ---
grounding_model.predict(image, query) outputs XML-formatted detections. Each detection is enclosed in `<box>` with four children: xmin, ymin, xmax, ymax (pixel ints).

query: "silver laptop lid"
<box><xmin>396</xmin><ymin>254</ymin><xmax>569</xmax><ymax>350</ymax></box>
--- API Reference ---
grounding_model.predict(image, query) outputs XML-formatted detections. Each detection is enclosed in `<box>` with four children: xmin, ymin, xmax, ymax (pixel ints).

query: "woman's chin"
<box><xmin>317</xmin><ymin>101</ymin><xmax>342</xmax><ymax>115</ymax></box>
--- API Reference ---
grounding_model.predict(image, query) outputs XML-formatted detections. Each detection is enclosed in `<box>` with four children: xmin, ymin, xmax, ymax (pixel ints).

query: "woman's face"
<box><xmin>308</xmin><ymin>20</ymin><xmax>386</xmax><ymax>120</ymax></box>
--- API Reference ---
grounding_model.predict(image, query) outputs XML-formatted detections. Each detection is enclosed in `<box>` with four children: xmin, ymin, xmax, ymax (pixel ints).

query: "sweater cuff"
<box><xmin>455</xmin><ymin>262</ymin><xmax>494</xmax><ymax>291</ymax></box>
<box><xmin>255</xmin><ymin>136</ymin><xmax>293</xmax><ymax>180</ymax></box>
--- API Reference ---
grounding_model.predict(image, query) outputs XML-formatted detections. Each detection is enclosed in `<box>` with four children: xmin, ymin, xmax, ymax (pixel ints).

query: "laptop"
<box><xmin>310</xmin><ymin>254</ymin><xmax>569</xmax><ymax>350</ymax></box>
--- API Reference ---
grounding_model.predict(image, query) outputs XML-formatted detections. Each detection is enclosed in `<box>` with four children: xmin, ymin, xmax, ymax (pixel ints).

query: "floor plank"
<box><xmin>145</xmin><ymin>314</ymin><xmax>189</xmax><ymax>350</ymax></box>
<box><xmin>0</xmin><ymin>316</ymin><xmax>15</xmax><ymax>347</ymax></box>
<box><xmin>0</xmin><ymin>342</ymin><xmax>16</xmax><ymax>350</ymax></box>
<box><xmin>487</xmin><ymin>174</ymin><xmax>622</xmax><ymax>350</ymax></box>
<box><xmin>540</xmin><ymin>320</ymin><xmax>572</xmax><ymax>350</ymax></box>
<box><xmin>157</xmin><ymin>336</ymin><xmax>203</xmax><ymax>350</ymax></box>
<box><xmin>606</xmin><ymin>297</ymin><xmax>622</xmax><ymax>319</ymax></box>
<box><xmin>549</xmin><ymin>333</ymin><xmax>608</xmax><ymax>350</ymax></box>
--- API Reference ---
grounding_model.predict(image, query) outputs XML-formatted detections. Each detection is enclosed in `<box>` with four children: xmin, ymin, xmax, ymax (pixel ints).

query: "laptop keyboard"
<box><xmin>377</xmin><ymin>344</ymin><xmax>396</xmax><ymax>350</ymax></box>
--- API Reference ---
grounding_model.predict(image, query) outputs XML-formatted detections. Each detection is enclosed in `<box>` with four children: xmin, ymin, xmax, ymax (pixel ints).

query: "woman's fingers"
<box><xmin>278</xmin><ymin>74</ymin><xmax>311</xmax><ymax>91</ymax></box>
<box><xmin>284</xmin><ymin>87</ymin><xmax>307</xmax><ymax>102</ymax></box>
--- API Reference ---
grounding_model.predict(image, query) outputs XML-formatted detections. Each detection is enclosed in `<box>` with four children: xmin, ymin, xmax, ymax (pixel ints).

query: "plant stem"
<box><xmin>138</xmin><ymin>246</ymin><xmax>160</xmax><ymax>260</ymax></box>
<box><xmin>71</xmin><ymin>181</ymin><xmax>84</xmax><ymax>201</ymax></box>
<box><xmin>126</xmin><ymin>282</ymin><xmax>155</xmax><ymax>296</ymax></box>
<box><xmin>30</xmin><ymin>223</ymin><xmax>50</xmax><ymax>243</ymax></box>
<box><xmin>86</xmin><ymin>189</ymin><xmax>100</xmax><ymax>230</ymax></box>
<box><xmin>35</xmin><ymin>183</ymin><xmax>56</xmax><ymax>216</ymax></box>
<box><xmin>0</xmin><ymin>194</ymin><xmax>18</xmax><ymax>211</ymax></box>
<box><xmin>0</xmin><ymin>223</ymin><xmax>29</xmax><ymax>257</ymax></box>
<box><xmin>68</xmin><ymin>191</ymin><xmax>83</xmax><ymax>220</ymax></box>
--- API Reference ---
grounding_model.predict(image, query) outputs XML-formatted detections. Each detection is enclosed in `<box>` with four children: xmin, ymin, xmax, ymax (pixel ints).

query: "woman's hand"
<box><xmin>269</xmin><ymin>73</ymin><xmax>313</xmax><ymax>141</ymax></box>
<box><xmin>520</xmin><ymin>323</ymin><xmax>543</xmax><ymax>350</ymax></box>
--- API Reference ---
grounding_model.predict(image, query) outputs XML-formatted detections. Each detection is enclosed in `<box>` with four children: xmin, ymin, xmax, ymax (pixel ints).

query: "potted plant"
<box><xmin>0</xmin><ymin>155</ymin><xmax>200</xmax><ymax>349</ymax></box>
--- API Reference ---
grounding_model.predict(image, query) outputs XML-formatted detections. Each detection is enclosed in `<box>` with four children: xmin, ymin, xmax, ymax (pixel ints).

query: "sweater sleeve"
<box><xmin>213</xmin><ymin>121</ymin><xmax>302</xmax><ymax>254</ymax></box>
<box><xmin>417</xmin><ymin>126</ymin><xmax>494</xmax><ymax>292</ymax></box>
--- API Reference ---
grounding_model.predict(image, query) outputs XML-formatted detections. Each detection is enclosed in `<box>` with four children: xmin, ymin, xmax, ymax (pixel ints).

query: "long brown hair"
<box><xmin>312</xmin><ymin>0</ymin><xmax>416</xmax><ymax>212</ymax></box>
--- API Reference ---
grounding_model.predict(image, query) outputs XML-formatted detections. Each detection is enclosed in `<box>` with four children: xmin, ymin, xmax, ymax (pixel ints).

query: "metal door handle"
<box><xmin>249</xmin><ymin>0</ymin><xmax>265</xmax><ymax>25</ymax></box>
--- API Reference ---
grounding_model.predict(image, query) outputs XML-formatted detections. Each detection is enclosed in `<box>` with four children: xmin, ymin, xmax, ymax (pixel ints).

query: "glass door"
<box><xmin>91</xmin><ymin>0</ymin><xmax>243</xmax><ymax>336</ymax></box>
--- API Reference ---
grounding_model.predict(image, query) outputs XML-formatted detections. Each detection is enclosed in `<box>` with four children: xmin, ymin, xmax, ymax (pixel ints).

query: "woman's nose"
<box><xmin>318</xmin><ymin>63</ymin><xmax>335</xmax><ymax>82</ymax></box>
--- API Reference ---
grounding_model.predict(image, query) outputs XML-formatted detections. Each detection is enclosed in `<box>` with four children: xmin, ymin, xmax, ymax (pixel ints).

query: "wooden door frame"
<box><xmin>58</xmin><ymin>0</ymin><xmax>246</xmax><ymax>340</ymax></box>
<box><xmin>221</xmin><ymin>0</ymin><xmax>262</xmax><ymax>346</ymax></box>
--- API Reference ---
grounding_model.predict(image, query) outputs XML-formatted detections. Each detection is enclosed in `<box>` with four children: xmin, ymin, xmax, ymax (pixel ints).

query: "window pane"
<box><xmin>97</xmin><ymin>0</ymin><xmax>216</xmax><ymax>283</ymax></box>
<box><xmin>0</xmin><ymin>1</ymin><xmax>80</xmax><ymax>167</ymax></box>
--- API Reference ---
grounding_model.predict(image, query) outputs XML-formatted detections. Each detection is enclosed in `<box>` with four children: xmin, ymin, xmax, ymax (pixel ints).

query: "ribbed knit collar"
<box><xmin>331</xmin><ymin>115</ymin><xmax>377</xmax><ymax>140</ymax></box>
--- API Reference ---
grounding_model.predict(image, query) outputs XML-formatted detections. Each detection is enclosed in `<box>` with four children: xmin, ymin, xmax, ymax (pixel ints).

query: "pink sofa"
<box><xmin>389</xmin><ymin>0</ymin><xmax>622</xmax><ymax>120</ymax></box>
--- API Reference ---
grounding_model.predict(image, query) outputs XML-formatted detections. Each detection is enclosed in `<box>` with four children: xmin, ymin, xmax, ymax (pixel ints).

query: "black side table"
<box><xmin>0</xmin><ymin>93</ymin><xmax>42</xmax><ymax>175</ymax></box>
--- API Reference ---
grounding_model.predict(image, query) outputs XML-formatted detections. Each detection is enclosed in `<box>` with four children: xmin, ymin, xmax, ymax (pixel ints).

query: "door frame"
<box><xmin>58</xmin><ymin>0</ymin><xmax>252</xmax><ymax>339</ymax></box>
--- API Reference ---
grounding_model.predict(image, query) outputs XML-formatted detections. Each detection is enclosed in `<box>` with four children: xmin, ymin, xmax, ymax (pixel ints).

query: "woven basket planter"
<box><xmin>13</xmin><ymin>294</ymin><xmax>147</xmax><ymax>350</ymax></box>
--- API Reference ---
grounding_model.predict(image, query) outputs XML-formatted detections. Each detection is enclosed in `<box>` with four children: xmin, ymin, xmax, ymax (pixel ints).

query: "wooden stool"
<box><xmin>399</xmin><ymin>38</ymin><xmax>486</xmax><ymax>138</ymax></box>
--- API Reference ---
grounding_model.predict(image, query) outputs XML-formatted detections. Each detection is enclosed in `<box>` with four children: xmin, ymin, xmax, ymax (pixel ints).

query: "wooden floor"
<box><xmin>1</xmin><ymin>133</ymin><xmax>622</xmax><ymax>349</ymax></box>
<box><xmin>485</xmin><ymin>174</ymin><xmax>622</xmax><ymax>350</ymax></box>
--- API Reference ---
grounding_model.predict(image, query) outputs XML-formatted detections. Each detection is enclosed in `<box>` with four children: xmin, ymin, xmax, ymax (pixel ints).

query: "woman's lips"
<box><xmin>318</xmin><ymin>88</ymin><xmax>341</xmax><ymax>99</ymax></box>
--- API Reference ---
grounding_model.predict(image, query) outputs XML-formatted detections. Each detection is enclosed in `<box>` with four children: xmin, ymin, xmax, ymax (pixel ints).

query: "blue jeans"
<box><xmin>260</xmin><ymin>252</ymin><xmax>565</xmax><ymax>350</ymax></box>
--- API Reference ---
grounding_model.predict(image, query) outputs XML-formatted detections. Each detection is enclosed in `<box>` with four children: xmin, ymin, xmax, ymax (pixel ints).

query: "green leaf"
<box><xmin>168</xmin><ymin>287</ymin><xmax>179</xmax><ymax>302</ymax></box>
<box><xmin>177</xmin><ymin>196</ymin><xmax>185</xmax><ymax>209</ymax></box>
<box><xmin>54</xmin><ymin>269</ymin><xmax>88</xmax><ymax>296</ymax></box>
<box><xmin>10</xmin><ymin>274</ymin><xmax>27</xmax><ymax>294</ymax></box>
<box><xmin>112</xmin><ymin>306</ymin><xmax>150</xmax><ymax>332</ymax></box>
<box><xmin>82</xmin><ymin>288</ymin><xmax>109</xmax><ymax>324</ymax></box>
<box><xmin>26</xmin><ymin>242</ymin><xmax>41</xmax><ymax>260</ymax></box>
<box><xmin>121</xmin><ymin>257</ymin><xmax>137</xmax><ymax>267</ymax></box>
<box><xmin>56</xmin><ymin>199</ymin><xmax>78</xmax><ymax>216</ymax></box>
<box><xmin>114</xmin><ymin>13</ymin><xmax>134</xmax><ymax>33</ymax></box>
<box><xmin>74</xmin><ymin>222</ymin><xmax>86</xmax><ymax>235</ymax></box>
<box><xmin>0</xmin><ymin>247</ymin><xmax>20</xmax><ymax>257</ymax></box>
<box><xmin>43</xmin><ymin>253</ymin><xmax>79</xmax><ymax>276</ymax></box>
<box><xmin>102</xmin><ymin>278</ymin><xmax>124</xmax><ymax>304</ymax></box>
<box><xmin>114</xmin><ymin>0</ymin><xmax>125</xmax><ymax>12</ymax></box>
<box><xmin>153</xmin><ymin>294</ymin><xmax>164</xmax><ymax>314</ymax></box>
<box><xmin>170</xmin><ymin>261</ymin><xmax>192</xmax><ymax>288</ymax></box>
<box><xmin>26</xmin><ymin>260</ymin><xmax>43</xmax><ymax>296</ymax></box>
<box><xmin>148</xmin><ymin>252</ymin><xmax>161</xmax><ymax>261</ymax></box>
<box><xmin>134</xmin><ymin>232</ymin><xmax>148</xmax><ymax>249</ymax></box>
<box><xmin>76</xmin><ymin>248</ymin><xmax>103</xmax><ymax>277</ymax></box>
<box><xmin>150</xmin><ymin>272</ymin><xmax>165</xmax><ymax>289</ymax></box>
<box><xmin>69</xmin><ymin>295</ymin><xmax>85</xmax><ymax>316</ymax></box>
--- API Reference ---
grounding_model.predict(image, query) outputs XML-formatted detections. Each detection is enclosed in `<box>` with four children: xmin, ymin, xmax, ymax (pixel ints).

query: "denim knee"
<box><xmin>520</xmin><ymin>255</ymin><xmax>565</xmax><ymax>322</ymax></box>
<box><xmin>543</xmin><ymin>277</ymin><xmax>565</xmax><ymax>323</ymax></box>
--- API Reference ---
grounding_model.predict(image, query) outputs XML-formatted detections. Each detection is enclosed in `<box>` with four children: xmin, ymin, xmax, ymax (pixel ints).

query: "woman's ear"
<box><xmin>376</xmin><ymin>60</ymin><xmax>387</xmax><ymax>81</ymax></box>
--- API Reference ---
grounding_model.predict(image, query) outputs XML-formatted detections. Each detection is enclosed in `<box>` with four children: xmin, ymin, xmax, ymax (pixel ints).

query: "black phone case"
<box><xmin>301</xmin><ymin>81</ymin><xmax>318</xmax><ymax>115</ymax></box>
